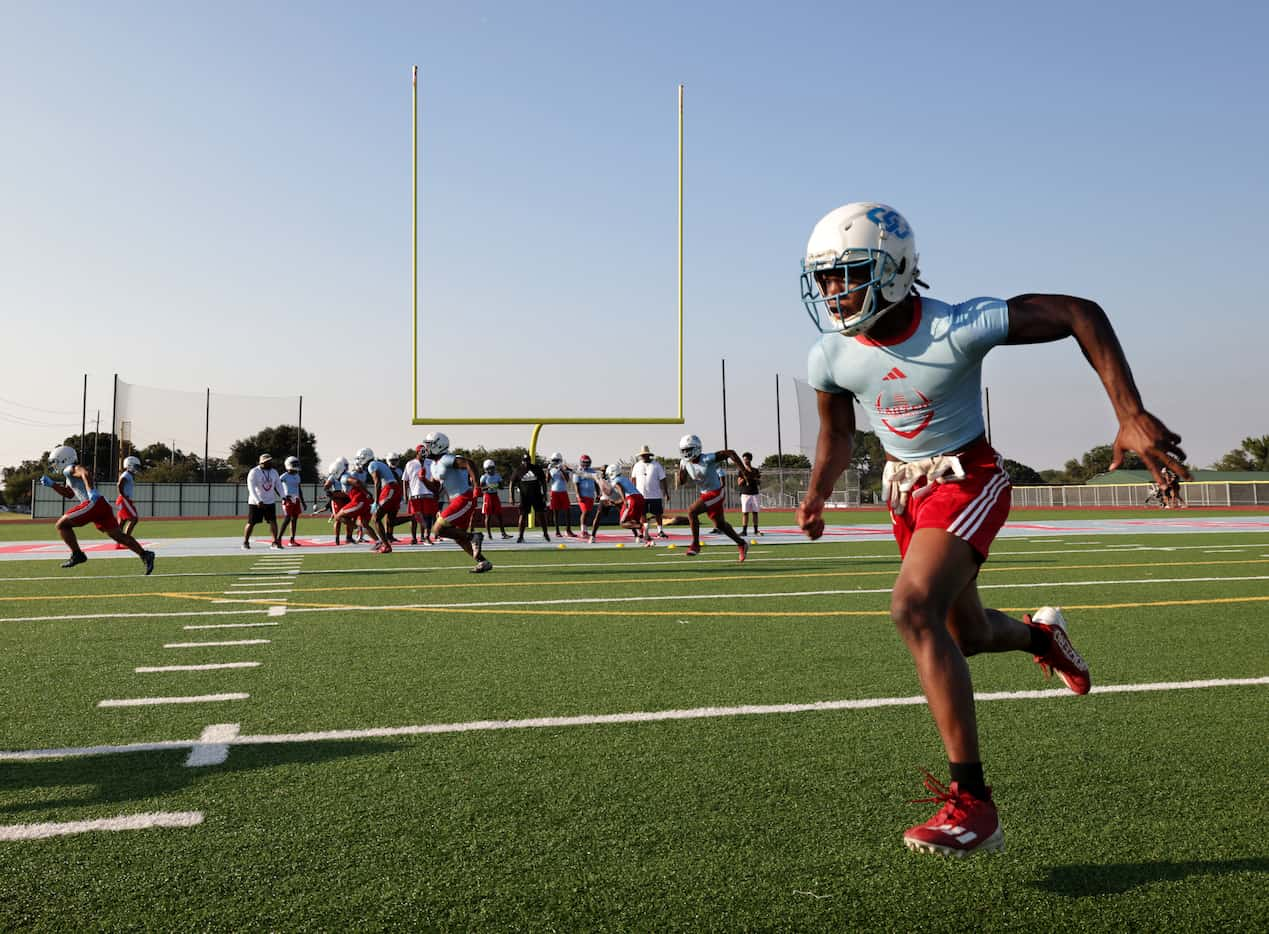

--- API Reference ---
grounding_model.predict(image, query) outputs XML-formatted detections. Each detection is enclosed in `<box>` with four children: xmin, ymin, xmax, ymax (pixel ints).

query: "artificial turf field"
<box><xmin>1</xmin><ymin>520</ymin><xmax>1267</xmax><ymax>930</ymax></box>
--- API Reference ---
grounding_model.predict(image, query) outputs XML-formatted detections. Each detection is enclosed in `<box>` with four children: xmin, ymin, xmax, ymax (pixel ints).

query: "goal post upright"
<box><xmin>411</xmin><ymin>70</ymin><xmax>684</xmax><ymax>457</ymax></box>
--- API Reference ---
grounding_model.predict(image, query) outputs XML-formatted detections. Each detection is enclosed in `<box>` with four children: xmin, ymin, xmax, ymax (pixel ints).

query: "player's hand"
<box><xmin>38</xmin><ymin>476</ymin><xmax>55</xmax><ymax>487</ymax></box>
<box><xmin>797</xmin><ymin>492</ymin><xmax>826</xmax><ymax>540</ymax></box>
<box><xmin>1111</xmin><ymin>411</ymin><xmax>1189</xmax><ymax>486</ymax></box>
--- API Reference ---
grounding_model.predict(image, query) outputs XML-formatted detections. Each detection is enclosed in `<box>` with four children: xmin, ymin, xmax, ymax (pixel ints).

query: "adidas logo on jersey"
<box><xmin>882</xmin><ymin>367</ymin><xmax>907</xmax><ymax>381</ymax></box>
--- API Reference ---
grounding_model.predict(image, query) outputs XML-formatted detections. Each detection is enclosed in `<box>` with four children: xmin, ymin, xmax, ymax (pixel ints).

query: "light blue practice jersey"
<box><xmin>118</xmin><ymin>471</ymin><xmax>135</xmax><ymax>499</ymax></box>
<box><xmin>278</xmin><ymin>472</ymin><xmax>302</xmax><ymax>500</ymax></box>
<box><xmin>680</xmin><ymin>452</ymin><xmax>723</xmax><ymax>492</ymax></box>
<box><xmin>612</xmin><ymin>476</ymin><xmax>639</xmax><ymax>497</ymax></box>
<box><xmin>64</xmin><ymin>466</ymin><xmax>98</xmax><ymax>504</ymax></box>
<box><xmin>575</xmin><ymin>472</ymin><xmax>597</xmax><ymax>499</ymax></box>
<box><xmin>480</xmin><ymin>471</ymin><xmax>502</xmax><ymax>494</ymax></box>
<box><xmin>807</xmin><ymin>296</ymin><xmax>1010</xmax><ymax>460</ymax></box>
<box><xmin>346</xmin><ymin>468</ymin><xmax>369</xmax><ymax>492</ymax></box>
<box><xmin>548</xmin><ymin>466</ymin><xmax>569</xmax><ymax>493</ymax></box>
<box><xmin>367</xmin><ymin>460</ymin><xmax>396</xmax><ymax>488</ymax></box>
<box><xmin>435</xmin><ymin>454</ymin><xmax>472</xmax><ymax>496</ymax></box>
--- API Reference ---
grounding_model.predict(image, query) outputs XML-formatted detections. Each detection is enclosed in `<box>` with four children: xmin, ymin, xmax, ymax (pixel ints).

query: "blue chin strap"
<box><xmin>800</xmin><ymin>250</ymin><xmax>899</xmax><ymax>335</ymax></box>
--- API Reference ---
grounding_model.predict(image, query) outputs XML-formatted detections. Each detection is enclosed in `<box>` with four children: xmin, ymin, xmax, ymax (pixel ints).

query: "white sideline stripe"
<box><xmin>184</xmin><ymin>622</ymin><xmax>277</xmax><ymax>630</ymax></box>
<box><xmin>164</xmin><ymin>639</ymin><xmax>271</xmax><ymax>648</ymax></box>
<box><xmin>221</xmin><ymin>588</ymin><xmax>293</xmax><ymax>594</ymax></box>
<box><xmin>234</xmin><ymin>578</ymin><xmax>294</xmax><ymax>583</ymax></box>
<box><xmin>135</xmin><ymin>662</ymin><xmax>260</xmax><ymax>673</ymax></box>
<box><xmin>211</xmin><ymin>598</ymin><xmax>289</xmax><ymax>604</ymax></box>
<box><xmin>11</xmin><ymin>677</ymin><xmax>1264</xmax><ymax>762</ymax></box>
<box><xmin>185</xmin><ymin>723</ymin><xmax>240</xmax><ymax>767</ymax></box>
<box><xmin>98</xmin><ymin>693</ymin><xmax>249</xmax><ymax>708</ymax></box>
<box><xmin>6</xmin><ymin>573</ymin><xmax>1269</xmax><ymax>626</ymax></box>
<box><xmin>267</xmin><ymin>605</ymin><xmax>287</xmax><ymax>617</ymax></box>
<box><xmin>0</xmin><ymin>811</ymin><xmax>204</xmax><ymax>841</ymax></box>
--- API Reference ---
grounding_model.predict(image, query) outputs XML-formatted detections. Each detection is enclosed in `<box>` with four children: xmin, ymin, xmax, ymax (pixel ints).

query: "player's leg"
<box><xmin>54</xmin><ymin>512</ymin><xmax>86</xmax><ymax>564</ymax></box>
<box><xmin>686</xmin><ymin>499</ymin><xmax>703</xmax><ymax>552</ymax></box>
<box><xmin>242</xmin><ymin>518</ymin><xmax>256</xmax><ymax>549</ymax></box>
<box><xmin>267</xmin><ymin>511</ymin><xmax>281</xmax><ymax>549</ymax></box>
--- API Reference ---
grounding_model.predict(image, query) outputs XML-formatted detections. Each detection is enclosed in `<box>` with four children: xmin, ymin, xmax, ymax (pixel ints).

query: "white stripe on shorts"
<box><xmin>947</xmin><ymin>457</ymin><xmax>1010</xmax><ymax>541</ymax></box>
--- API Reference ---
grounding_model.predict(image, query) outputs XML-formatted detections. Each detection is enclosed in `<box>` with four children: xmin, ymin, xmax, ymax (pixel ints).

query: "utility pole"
<box><xmin>721</xmin><ymin>358</ymin><xmax>729</xmax><ymax>450</ymax></box>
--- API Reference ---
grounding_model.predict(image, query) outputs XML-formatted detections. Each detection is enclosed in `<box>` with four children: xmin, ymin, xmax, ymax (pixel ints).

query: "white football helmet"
<box><xmin>122</xmin><ymin>455</ymin><xmax>141</xmax><ymax>473</ymax></box>
<box><xmin>354</xmin><ymin>447</ymin><xmax>374</xmax><ymax>469</ymax></box>
<box><xmin>284</xmin><ymin>456</ymin><xmax>300</xmax><ymax>471</ymax></box>
<box><xmin>482</xmin><ymin>459</ymin><xmax>496</xmax><ymax>471</ymax></box>
<box><xmin>679</xmin><ymin>434</ymin><xmax>702</xmax><ymax>460</ymax></box>
<box><xmin>386</xmin><ymin>452</ymin><xmax>399</xmax><ymax>466</ymax></box>
<box><xmin>605</xmin><ymin>463</ymin><xmax>621</xmax><ymax>481</ymax></box>
<box><xmin>801</xmin><ymin>202</ymin><xmax>920</xmax><ymax>336</ymax></box>
<box><xmin>549</xmin><ymin>451</ymin><xmax>563</xmax><ymax>466</ymax></box>
<box><xmin>326</xmin><ymin>456</ymin><xmax>349</xmax><ymax>480</ymax></box>
<box><xmin>423</xmin><ymin>431</ymin><xmax>449</xmax><ymax>458</ymax></box>
<box><xmin>579</xmin><ymin>454</ymin><xmax>591</xmax><ymax>469</ymax></box>
<box><xmin>50</xmin><ymin>445</ymin><xmax>78</xmax><ymax>472</ymax></box>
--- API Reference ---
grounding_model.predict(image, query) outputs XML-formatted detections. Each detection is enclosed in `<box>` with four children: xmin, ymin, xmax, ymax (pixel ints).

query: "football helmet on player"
<box><xmin>679</xmin><ymin>434</ymin><xmax>702</xmax><ymax>460</ymax></box>
<box><xmin>801</xmin><ymin>202</ymin><xmax>920</xmax><ymax>336</ymax></box>
<box><xmin>579</xmin><ymin>454</ymin><xmax>591</xmax><ymax>469</ymax></box>
<box><xmin>423</xmin><ymin>431</ymin><xmax>449</xmax><ymax>458</ymax></box>
<box><xmin>326</xmin><ymin>456</ymin><xmax>349</xmax><ymax>480</ymax></box>
<box><xmin>284</xmin><ymin>456</ymin><xmax>300</xmax><ymax>471</ymax></box>
<box><xmin>605</xmin><ymin>463</ymin><xmax>621</xmax><ymax>481</ymax></box>
<box><xmin>386</xmin><ymin>452</ymin><xmax>399</xmax><ymax>467</ymax></box>
<box><xmin>549</xmin><ymin>451</ymin><xmax>563</xmax><ymax>466</ymax></box>
<box><xmin>482</xmin><ymin>459</ymin><xmax>496</xmax><ymax>471</ymax></box>
<box><xmin>354</xmin><ymin>447</ymin><xmax>374</xmax><ymax>469</ymax></box>
<box><xmin>122</xmin><ymin>455</ymin><xmax>141</xmax><ymax>473</ymax></box>
<box><xmin>50</xmin><ymin>445</ymin><xmax>78</xmax><ymax>472</ymax></box>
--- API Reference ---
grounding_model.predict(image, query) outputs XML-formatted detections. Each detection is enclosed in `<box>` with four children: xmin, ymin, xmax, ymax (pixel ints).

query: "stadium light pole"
<box><xmin>80</xmin><ymin>374</ymin><xmax>87</xmax><ymax>465</ymax></box>
<box><xmin>721</xmin><ymin>358</ymin><xmax>729</xmax><ymax>450</ymax></box>
<box><xmin>775</xmin><ymin>374</ymin><xmax>783</xmax><ymax>470</ymax></box>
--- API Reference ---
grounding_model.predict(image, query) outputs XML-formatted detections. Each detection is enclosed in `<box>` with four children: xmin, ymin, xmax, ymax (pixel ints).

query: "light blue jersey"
<box><xmin>278</xmin><ymin>472</ymin><xmax>302</xmax><ymax>500</ymax></box>
<box><xmin>548</xmin><ymin>466</ymin><xmax>569</xmax><ymax>493</ymax></box>
<box><xmin>435</xmin><ymin>453</ymin><xmax>472</xmax><ymax>497</ymax></box>
<box><xmin>808</xmin><ymin>296</ymin><xmax>1010</xmax><ymax>460</ymax></box>
<box><xmin>680</xmin><ymin>452</ymin><xmax>723</xmax><ymax>493</ymax></box>
<box><xmin>480</xmin><ymin>471</ymin><xmax>502</xmax><ymax>494</ymax></box>
<box><xmin>346</xmin><ymin>468</ymin><xmax>368</xmax><ymax>493</ymax></box>
<box><xmin>64</xmin><ymin>466</ymin><xmax>98</xmax><ymax>504</ymax></box>
<box><xmin>575</xmin><ymin>472</ymin><xmax>597</xmax><ymax>499</ymax></box>
<box><xmin>612</xmin><ymin>476</ymin><xmax>639</xmax><ymax>498</ymax></box>
<box><xmin>118</xmin><ymin>471</ymin><xmax>135</xmax><ymax>499</ymax></box>
<box><xmin>367</xmin><ymin>459</ymin><xmax>396</xmax><ymax>489</ymax></box>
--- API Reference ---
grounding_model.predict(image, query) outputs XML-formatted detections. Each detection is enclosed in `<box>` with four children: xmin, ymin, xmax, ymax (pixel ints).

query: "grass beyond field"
<box><xmin>1</xmin><ymin>529</ymin><xmax>1267</xmax><ymax>929</ymax></box>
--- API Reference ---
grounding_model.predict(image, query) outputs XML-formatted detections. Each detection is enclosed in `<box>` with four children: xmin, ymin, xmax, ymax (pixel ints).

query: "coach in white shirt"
<box><xmin>631</xmin><ymin>445</ymin><xmax>669</xmax><ymax>538</ymax></box>
<box><xmin>243</xmin><ymin>453</ymin><xmax>283</xmax><ymax>550</ymax></box>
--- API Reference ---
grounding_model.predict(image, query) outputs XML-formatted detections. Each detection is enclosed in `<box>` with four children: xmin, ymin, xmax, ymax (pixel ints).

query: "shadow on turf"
<box><xmin>1034</xmin><ymin>857</ymin><xmax>1269</xmax><ymax>897</ymax></box>
<box><xmin>0</xmin><ymin>739</ymin><xmax>398</xmax><ymax>816</ymax></box>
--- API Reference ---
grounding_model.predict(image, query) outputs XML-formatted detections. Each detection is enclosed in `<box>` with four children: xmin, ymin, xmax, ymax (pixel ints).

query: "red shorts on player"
<box><xmin>282</xmin><ymin>497</ymin><xmax>303</xmax><ymax>519</ymax></box>
<box><xmin>692</xmin><ymin>488</ymin><xmax>726</xmax><ymax>523</ymax></box>
<box><xmin>578</xmin><ymin>496</ymin><xmax>595</xmax><ymax>516</ymax></box>
<box><xmin>619</xmin><ymin>492</ymin><xmax>646</xmax><ymax>525</ymax></box>
<box><xmin>549</xmin><ymin>491</ymin><xmax>571</xmax><ymax>512</ymax></box>
<box><xmin>115</xmin><ymin>495</ymin><xmax>138</xmax><ymax>523</ymax></box>
<box><xmin>65</xmin><ymin>496</ymin><xmax>118</xmax><ymax>533</ymax></box>
<box><xmin>439</xmin><ymin>491</ymin><xmax>477</xmax><ymax>530</ymax></box>
<box><xmin>890</xmin><ymin>438</ymin><xmax>1012</xmax><ymax>561</ymax></box>
<box><xmin>409</xmin><ymin>496</ymin><xmax>438</xmax><ymax>518</ymax></box>
<box><xmin>336</xmin><ymin>491</ymin><xmax>371</xmax><ymax>524</ymax></box>
<box><xmin>481</xmin><ymin>492</ymin><xmax>502</xmax><ymax>515</ymax></box>
<box><xmin>377</xmin><ymin>481</ymin><xmax>402</xmax><ymax>516</ymax></box>
<box><xmin>328</xmin><ymin>490</ymin><xmax>350</xmax><ymax>512</ymax></box>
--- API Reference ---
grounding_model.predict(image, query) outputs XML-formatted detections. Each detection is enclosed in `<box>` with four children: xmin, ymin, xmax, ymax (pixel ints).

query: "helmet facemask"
<box><xmin>802</xmin><ymin>249</ymin><xmax>907</xmax><ymax>336</ymax></box>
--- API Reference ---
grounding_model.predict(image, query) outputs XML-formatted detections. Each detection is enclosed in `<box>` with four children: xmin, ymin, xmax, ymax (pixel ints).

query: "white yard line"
<box><xmin>134</xmin><ymin>662</ymin><xmax>260</xmax><ymax>673</ymax></box>
<box><xmin>98</xmin><ymin>693</ymin><xmax>249</xmax><ymax>708</ymax></box>
<box><xmin>185</xmin><ymin>723</ymin><xmax>240</xmax><ymax>767</ymax></box>
<box><xmin>9</xmin><ymin>677</ymin><xmax>1263</xmax><ymax>763</ymax></box>
<box><xmin>183</xmin><ymin>622</ymin><xmax>278</xmax><ymax>630</ymax></box>
<box><xmin>267</xmin><ymin>606</ymin><xmax>288</xmax><ymax>617</ymax></box>
<box><xmin>164</xmin><ymin>640</ymin><xmax>271</xmax><ymax>648</ymax></box>
<box><xmin>0</xmin><ymin>811</ymin><xmax>204</xmax><ymax>841</ymax></box>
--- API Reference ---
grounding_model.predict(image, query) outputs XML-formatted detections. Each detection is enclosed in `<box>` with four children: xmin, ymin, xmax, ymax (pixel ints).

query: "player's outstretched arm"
<box><xmin>1006</xmin><ymin>293</ymin><xmax>1189</xmax><ymax>483</ymax></box>
<box><xmin>798</xmin><ymin>391</ymin><xmax>856</xmax><ymax>540</ymax></box>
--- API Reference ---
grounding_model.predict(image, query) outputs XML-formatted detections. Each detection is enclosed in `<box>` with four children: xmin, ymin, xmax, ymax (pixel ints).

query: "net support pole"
<box><xmin>80</xmin><ymin>373</ymin><xmax>87</xmax><ymax>463</ymax></box>
<box><xmin>411</xmin><ymin>65</ymin><xmax>419</xmax><ymax>423</ymax></box>
<box><xmin>721</xmin><ymin>358</ymin><xmax>729</xmax><ymax>451</ymax></box>
<box><xmin>108</xmin><ymin>374</ymin><xmax>118</xmax><ymax>481</ymax></box>
<box><xmin>203</xmin><ymin>388</ymin><xmax>210</xmax><ymax>483</ymax></box>
<box><xmin>297</xmin><ymin>395</ymin><xmax>303</xmax><ymax>463</ymax></box>
<box><xmin>775</xmin><ymin>374</ymin><xmax>783</xmax><ymax>470</ymax></box>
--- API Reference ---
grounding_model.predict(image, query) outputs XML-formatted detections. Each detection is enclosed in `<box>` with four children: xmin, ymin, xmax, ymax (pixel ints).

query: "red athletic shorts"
<box><xmin>889</xmin><ymin>438</ymin><xmax>1012</xmax><ymax>561</ymax></box>
<box><xmin>328</xmin><ymin>490</ymin><xmax>349</xmax><ymax>511</ymax></box>
<box><xmin>377</xmin><ymin>481</ymin><xmax>402</xmax><ymax>515</ymax></box>
<box><xmin>65</xmin><ymin>496</ymin><xmax>118</xmax><ymax>532</ymax></box>
<box><xmin>440</xmin><ymin>491</ymin><xmax>477</xmax><ymax>530</ymax></box>
<box><xmin>620</xmin><ymin>492</ymin><xmax>646</xmax><ymax>525</ymax></box>
<box><xmin>115</xmin><ymin>495</ymin><xmax>138</xmax><ymax>523</ymax></box>
<box><xmin>481</xmin><ymin>492</ymin><xmax>501</xmax><ymax>515</ymax></box>
<box><xmin>336</xmin><ymin>490</ymin><xmax>371</xmax><ymax>523</ymax></box>
<box><xmin>692</xmin><ymin>488</ymin><xmax>726</xmax><ymax>523</ymax></box>
<box><xmin>549</xmin><ymin>491</ymin><xmax>571</xmax><ymax>512</ymax></box>
<box><xmin>282</xmin><ymin>497</ymin><xmax>302</xmax><ymax>519</ymax></box>
<box><xmin>578</xmin><ymin>496</ymin><xmax>595</xmax><ymax>515</ymax></box>
<box><xmin>408</xmin><ymin>496</ymin><xmax>438</xmax><ymax>518</ymax></box>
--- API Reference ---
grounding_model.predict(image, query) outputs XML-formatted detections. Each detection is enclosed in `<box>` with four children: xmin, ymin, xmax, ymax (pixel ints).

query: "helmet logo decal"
<box><xmin>866</xmin><ymin>207</ymin><xmax>911</xmax><ymax>239</ymax></box>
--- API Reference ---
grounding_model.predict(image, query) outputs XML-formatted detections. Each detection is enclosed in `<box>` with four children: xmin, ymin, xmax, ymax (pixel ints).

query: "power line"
<box><xmin>0</xmin><ymin>394</ymin><xmax>80</xmax><ymax>416</ymax></box>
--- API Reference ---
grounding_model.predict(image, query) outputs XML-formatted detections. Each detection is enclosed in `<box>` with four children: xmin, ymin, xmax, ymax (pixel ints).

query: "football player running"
<box><xmin>676</xmin><ymin>434</ymin><xmax>751</xmax><ymax>561</ymax></box>
<box><xmin>546</xmin><ymin>452</ymin><xmax>577</xmax><ymax>538</ymax></box>
<box><xmin>423</xmin><ymin>432</ymin><xmax>492</xmax><ymax>573</ymax></box>
<box><xmin>322</xmin><ymin>457</ymin><xmax>354</xmax><ymax>546</ymax></box>
<box><xmin>334</xmin><ymin>449</ymin><xmax>381</xmax><ymax>550</ymax></box>
<box><xmin>42</xmin><ymin>446</ymin><xmax>155</xmax><ymax>573</ymax></box>
<box><xmin>796</xmin><ymin>202</ymin><xmax>1188</xmax><ymax>857</ymax></box>
<box><xmin>605</xmin><ymin>463</ymin><xmax>650</xmax><ymax>545</ymax></box>
<box><xmin>364</xmin><ymin>449</ymin><xmax>400</xmax><ymax>553</ymax></box>
<box><xmin>114</xmin><ymin>454</ymin><xmax>142</xmax><ymax>546</ymax></box>
<box><xmin>573</xmin><ymin>455</ymin><xmax>600</xmax><ymax>542</ymax></box>
<box><xmin>277</xmin><ymin>456</ymin><xmax>307</xmax><ymax>546</ymax></box>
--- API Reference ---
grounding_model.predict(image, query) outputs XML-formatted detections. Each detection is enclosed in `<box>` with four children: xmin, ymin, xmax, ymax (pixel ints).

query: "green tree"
<box><xmin>761</xmin><ymin>453</ymin><xmax>810</xmax><ymax>469</ymax></box>
<box><xmin>2</xmin><ymin>455</ymin><xmax>52</xmax><ymax>507</ymax></box>
<box><xmin>228</xmin><ymin>426</ymin><xmax>320</xmax><ymax>482</ymax></box>
<box><xmin>1060</xmin><ymin>444</ymin><xmax>1146</xmax><ymax>482</ymax></box>
<box><xmin>1003</xmin><ymin>459</ymin><xmax>1045</xmax><ymax>485</ymax></box>
<box><xmin>1210</xmin><ymin>435</ymin><xmax>1269</xmax><ymax>471</ymax></box>
<box><xmin>850</xmin><ymin>430</ymin><xmax>886</xmax><ymax>491</ymax></box>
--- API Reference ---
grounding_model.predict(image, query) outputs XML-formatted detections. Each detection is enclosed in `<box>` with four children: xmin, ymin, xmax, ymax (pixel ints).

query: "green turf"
<box><xmin>1</xmin><ymin>531</ymin><xmax>1267</xmax><ymax>929</ymax></box>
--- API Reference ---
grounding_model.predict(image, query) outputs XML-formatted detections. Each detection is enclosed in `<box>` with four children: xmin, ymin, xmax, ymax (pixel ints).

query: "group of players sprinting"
<box><xmin>313</xmin><ymin>431</ymin><xmax>757</xmax><ymax>574</ymax></box>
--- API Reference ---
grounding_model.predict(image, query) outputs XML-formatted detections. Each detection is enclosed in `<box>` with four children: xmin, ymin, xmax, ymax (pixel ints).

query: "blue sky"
<box><xmin>2</xmin><ymin>1</ymin><xmax>1265</xmax><ymax>475</ymax></box>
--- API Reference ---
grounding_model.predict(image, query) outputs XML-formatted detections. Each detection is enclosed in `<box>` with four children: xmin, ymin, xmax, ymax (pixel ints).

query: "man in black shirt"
<box><xmin>510</xmin><ymin>454</ymin><xmax>551</xmax><ymax>543</ymax></box>
<box><xmin>738</xmin><ymin>452</ymin><xmax>763</xmax><ymax>537</ymax></box>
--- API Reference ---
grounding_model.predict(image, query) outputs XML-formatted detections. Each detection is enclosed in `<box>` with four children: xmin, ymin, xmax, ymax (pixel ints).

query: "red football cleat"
<box><xmin>737</xmin><ymin>541</ymin><xmax>748</xmax><ymax>563</ymax></box>
<box><xmin>684</xmin><ymin>545</ymin><xmax>700</xmax><ymax>556</ymax></box>
<box><xmin>903</xmin><ymin>772</ymin><xmax>1004</xmax><ymax>858</ymax></box>
<box><xmin>1025</xmin><ymin>606</ymin><xmax>1091</xmax><ymax>695</ymax></box>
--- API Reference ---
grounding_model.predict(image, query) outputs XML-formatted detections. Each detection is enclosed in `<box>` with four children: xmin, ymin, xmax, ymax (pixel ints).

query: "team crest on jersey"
<box><xmin>875</xmin><ymin>381</ymin><xmax>933</xmax><ymax>439</ymax></box>
<box><xmin>866</xmin><ymin>207</ymin><xmax>912</xmax><ymax>240</ymax></box>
